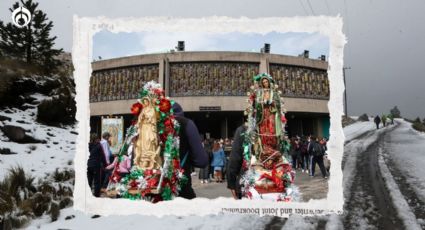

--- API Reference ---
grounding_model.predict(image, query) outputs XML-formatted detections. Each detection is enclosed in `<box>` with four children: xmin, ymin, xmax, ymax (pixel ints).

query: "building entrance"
<box><xmin>185</xmin><ymin>111</ymin><xmax>244</xmax><ymax>140</ymax></box>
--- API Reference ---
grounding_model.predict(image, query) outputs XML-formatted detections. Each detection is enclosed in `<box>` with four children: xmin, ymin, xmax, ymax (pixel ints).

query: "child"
<box><xmin>211</xmin><ymin>141</ymin><xmax>225</xmax><ymax>183</ymax></box>
<box><xmin>106</xmin><ymin>153</ymin><xmax>132</xmax><ymax>179</ymax></box>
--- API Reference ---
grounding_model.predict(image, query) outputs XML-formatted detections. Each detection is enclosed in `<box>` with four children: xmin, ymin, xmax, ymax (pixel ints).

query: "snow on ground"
<box><xmin>385</xmin><ymin>120</ymin><xmax>425</xmax><ymax>203</ymax></box>
<box><xmin>342</xmin><ymin>121</ymin><xmax>392</xmax><ymax>196</ymax></box>
<box><xmin>4</xmin><ymin>113</ymin><xmax>404</xmax><ymax>229</ymax></box>
<box><xmin>377</xmin><ymin>147</ymin><xmax>422</xmax><ymax>230</ymax></box>
<box><xmin>282</xmin><ymin>214</ymin><xmax>316</xmax><ymax>230</ymax></box>
<box><xmin>25</xmin><ymin>207</ymin><xmax>272</xmax><ymax>230</ymax></box>
<box><xmin>0</xmin><ymin>101</ymin><xmax>77</xmax><ymax>180</ymax></box>
<box><xmin>343</xmin><ymin>119</ymin><xmax>376</xmax><ymax>143</ymax></box>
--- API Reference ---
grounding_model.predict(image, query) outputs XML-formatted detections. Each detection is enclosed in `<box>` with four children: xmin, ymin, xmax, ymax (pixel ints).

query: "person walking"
<box><xmin>100</xmin><ymin>132</ymin><xmax>113</xmax><ymax>191</ymax></box>
<box><xmin>87</xmin><ymin>133</ymin><xmax>107</xmax><ymax>197</ymax></box>
<box><xmin>289</xmin><ymin>137</ymin><xmax>300</xmax><ymax>170</ymax></box>
<box><xmin>308</xmin><ymin>136</ymin><xmax>328</xmax><ymax>178</ymax></box>
<box><xmin>211</xmin><ymin>141</ymin><xmax>226</xmax><ymax>183</ymax></box>
<box><xmin>388</xmin><ymin>113</ymin><xmax>395</xmax><ymax>125</ymax></box>
<box><xmin>227</xmin><ymin>123</ymin><xmax>247</xmax><ymax>199</ymax></box>
<box><xmin>300</xmin><ymin>137</ymin><xmax>309</xmax><ymax>174</ymax></box>
<box><xmin>172</xmin><ymin>102</ymin><xmax>208</xmax><ymax>199</ymax></box>
<box><xmin>381</xmin><ymin>114</ymin><xmax>387</xmax><ymax>127</ymax></box>
<box><xmin>374</xmin><ymin>115</ymin><xmax>381</xmax><ymax>130</ymax></box>
<box><xmin>199</xmin><ymin>138</ymin><xmax>212</xmax><ymax>183</ymax></box>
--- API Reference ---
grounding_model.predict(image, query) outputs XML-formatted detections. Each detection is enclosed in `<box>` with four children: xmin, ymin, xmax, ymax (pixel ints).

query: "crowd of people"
<box><xmin>198</xmin><ymin>138</ymin><xmax>233</xmax><ymax>184</ymax></box>
<box><xmin>288</xmin><ymin>136</ymin><xmax>329</xmax><ymax>179</ymax></box>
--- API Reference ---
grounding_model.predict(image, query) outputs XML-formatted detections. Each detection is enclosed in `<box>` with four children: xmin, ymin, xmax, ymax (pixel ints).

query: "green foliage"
<box><xmin>0</xmin><ymin>167</ymin><xmax>74</xmax><ymax>228</ymax></box>
<box><xmin>412</xmin><ymin>117</ymin><xmax>425</xmax><ymax>133</ymax></box>
<box><xmin>0</xmin><ymin>0</ymin><xmax>63</xmax><ymax>75</ymax></box>
<box><xmin>52</xmin><ymin>168</ymin><xmax>74</xmax><ymax>182</ymax></box>
<box><xmin>37</xmin><ymin>95</ymin><xmax>76</xmax><ymax>126</ymax></box>
<box><xmin>390</xmin><ymin>106</ymin><xmax>401</xmax><ymax>118</ymax></box>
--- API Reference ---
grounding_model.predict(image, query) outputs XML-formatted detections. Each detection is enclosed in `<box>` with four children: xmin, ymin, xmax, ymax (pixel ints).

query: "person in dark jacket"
<box><xmin>289</xmin><ymin>137</ymin><xmax>300</xmax><ymax>170</ymax></box>
<box><xmin>227</xmin><ymin>123</ymin><xmax>247</xmax><ymax>199</ymax></box>
<box><xmin>172</xmin><ymin>102</ymin><xmax>208</xmax><ymax>199</ymax></box>
<box><xmin>87</xmin><ymin>133</ymin><xmax>107</xmax><ymax>197</ymax></box>
<box><xmin>308</xmin><ymin>136</ymin><xmax>327</xmax><ymax>178</ymax></box>
<box><xmin>374</xmin><ymin>115</ymin><xmax>381</xmax><ymax>130</ymax></box>
<box><xmin>199</xmin><ymin>138</ymin><xmax>212</xmax><ymax>183</ymax></box>
<box><xmin>300</xmin><ymin>137</ymin><xmax>309</xmax><ymax>174</ymax></box>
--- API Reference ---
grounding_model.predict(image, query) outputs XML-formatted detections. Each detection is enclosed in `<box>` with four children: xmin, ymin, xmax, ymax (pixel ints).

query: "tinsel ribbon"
<box><xmin>139</xmin><ymin>89</ymin><xmax>149</xmax><ymax>98</ymax></box>
<box><xmin>161</xmin><ymin>186</ymin><xmax>173</xmax><ymax>200</ymax></box>
<box><xmin>258</xmin><ymin>166</ymin><xmax>284</xmax><ymax>191</ymax></box>
<box><xmin>123</xmin><ymin>191</ymin><xmax>141</xmax><ymax>200</ymax></box>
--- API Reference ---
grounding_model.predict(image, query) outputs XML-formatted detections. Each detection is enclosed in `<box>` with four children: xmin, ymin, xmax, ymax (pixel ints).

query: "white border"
<box><xmin>72</xmin><ymin>16</ymin><xmax>346</xmax><ymax>217</ymax></box>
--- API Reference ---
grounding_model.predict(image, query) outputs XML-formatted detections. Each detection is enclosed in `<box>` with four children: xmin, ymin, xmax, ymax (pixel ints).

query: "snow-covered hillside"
<box><xmin>0</xmin><ymin>98</ymin><xmax>77</xmax><ymax>179</ymax></box>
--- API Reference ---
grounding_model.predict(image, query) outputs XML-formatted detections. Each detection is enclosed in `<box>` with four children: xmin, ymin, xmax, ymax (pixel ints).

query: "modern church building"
<box><xmin>89</xmin><ymin>50</ymin><xmax>330</xmax><ymax>139</ymax></box>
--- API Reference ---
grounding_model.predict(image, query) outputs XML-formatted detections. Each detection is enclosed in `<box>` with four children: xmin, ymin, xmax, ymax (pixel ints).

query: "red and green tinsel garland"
<box><xmin>107</xmin><ymin>81</ymin><xmax>186</xmax><ymax>202</ymax></box>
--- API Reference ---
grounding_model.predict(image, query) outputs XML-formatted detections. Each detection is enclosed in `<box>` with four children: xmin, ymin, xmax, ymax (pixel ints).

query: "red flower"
<box><xmin>280</xmin><ymin>115</ymin><xmax>287</xmax><ymax>123</ymax></box>
<box><xmin>129</xmin><ymin>180</ymin><xmax>139</xmax><ymax>189</ymax></box>
<box><xmin>147</xmin><ymin>177</ymin><xmax>158</xmax><ymax>188</ymax></box>
<box><xmin>158</xmin><ymin>99</ymin><xmax>171</xmax><ymax>113</ymax></box>
<box><xmin>163</xmin><ymin>118</ymin><xmax>175</xmax><ymax>135</ymax></box>
<box><xmin>249</xmin><ymin>94</ymin><xmax>256</xmax><ymax>101</ymax></box>
<box><xmin>131</xmin><ymin>102</ymin><xmax>143</xmax><ymax>116</ymax></box>
<box><xmin>172</xmin><ymin>159</ymin><xmax>180</xmax><ymax>169</ymax></box>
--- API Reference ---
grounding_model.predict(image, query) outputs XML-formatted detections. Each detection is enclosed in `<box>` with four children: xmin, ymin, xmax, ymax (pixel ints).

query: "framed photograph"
<box><xmin>73</xmin><ymin>16</ymin><xmax>345</xmax><ymax>217</ymax></box>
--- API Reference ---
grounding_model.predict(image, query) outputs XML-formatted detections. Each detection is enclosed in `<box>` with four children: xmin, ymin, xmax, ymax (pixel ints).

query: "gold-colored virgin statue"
<box><xmin>134</xmin><ymin>97</ymin><xmax>162</xmax><ymax>170</ymax></box>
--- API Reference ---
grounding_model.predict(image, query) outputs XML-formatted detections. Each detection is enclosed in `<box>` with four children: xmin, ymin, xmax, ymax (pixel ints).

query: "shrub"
<box><xmin>5</xmin><ymin>167</ymin><xmax>36</xmax><ymax>204</ymax></box>
<box><xmin>0</xmin><ymin>166</ymin><xmax>36</xmax><ymax>229</ymax></box>
<box><xmin>37</xmin><ymin>97</ymin><xmax>74</xmax><ymax>126</ymax></box>
<box><xmin>357</xmin><ymin>113</ymin><xmax>369</xmax><ymax>121</ymax></box>
<box><xmin>52</xmin><ymin>168</ymin><xmax>74</xmax><ymax>182</ymax></box>
<box><xmin>412</xmin><ymin>118</ymin><xmax>425</xmax><ymax>133</ymax></box>
<box><xmin>48</xmin><ymin>201</ymin><xmax>60</xmax><ymax>222</ymax></box>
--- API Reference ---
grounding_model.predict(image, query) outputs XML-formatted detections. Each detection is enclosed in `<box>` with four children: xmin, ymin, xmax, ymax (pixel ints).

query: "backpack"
<box><xmin>312</xmin><ymin>142</ymin><xmax>324</xmax><ymax>157</ymax></box>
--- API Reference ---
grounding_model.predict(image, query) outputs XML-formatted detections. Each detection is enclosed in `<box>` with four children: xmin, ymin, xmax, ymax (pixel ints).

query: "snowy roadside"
<box><xmin>383</xmin><ymin>120</ymin><xmax>425</xmax><ymax>205</ymax></box>
<box><xmin>377</xmin><ymin>147</ymin><xmax>422</xmax><ymax>230</ymax></box>
<box><xmin>342</xmin><ymin>121</ymin><xmax>393</xmax><ymax>197</ymax></box>
<box><xmin>26</xmin><ymin>207</ymin><xmax>272</xmax><ymax>230</ymax></box>
<box><xmin>343</xmin><ymin>119</ymin><xmax>376</xmax><ymax>143</ymax></box>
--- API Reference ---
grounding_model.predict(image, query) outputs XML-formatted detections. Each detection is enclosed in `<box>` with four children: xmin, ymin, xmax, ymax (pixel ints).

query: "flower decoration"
<box><xmin>158</xmin><ymin>98</ymin><xmax>172</xmax><ymax>113</ymax></box>
<box><xmin>131</xmin><ymin>102</ymin><xmax>143</xmax><ymax>116</ymax></box>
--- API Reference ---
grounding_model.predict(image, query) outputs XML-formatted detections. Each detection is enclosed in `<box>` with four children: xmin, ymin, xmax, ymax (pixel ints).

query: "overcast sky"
<box><xmin>1</xmin><ymin>0</ymin><xmax>424</xmax><ymax>119</ymax></box>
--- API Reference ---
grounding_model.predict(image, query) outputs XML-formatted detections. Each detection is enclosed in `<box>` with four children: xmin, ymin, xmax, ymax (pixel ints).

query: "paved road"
<box><xmin>192</xmin><ymin>165</ymin><xmax>329</xmax><ymax>200</ymax></box>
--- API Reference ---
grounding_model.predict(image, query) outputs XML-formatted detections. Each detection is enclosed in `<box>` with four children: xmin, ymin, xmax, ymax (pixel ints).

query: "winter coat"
<box><xmin>374</xmin><ymin>116</ymin><xmax>381</xmax><ymax>124</ymax></box>
<box><xmin>211</xmin><ymin>148</ymin><xmax>226</xmax><ymax>167</ymax></box>
<box><xmin>87</xmin><ymin>142</ymin><xmax>107</xmax><ymax>169</ymax></box>
<box><xmin>172</xmin><ymin>102</ymin><xmax>208</xmax><ymax>199</ymax></box>
<box><xmin>227</xmin><ymin>125</ymin><xmax>246</xmax><ymax>192</ymax></box>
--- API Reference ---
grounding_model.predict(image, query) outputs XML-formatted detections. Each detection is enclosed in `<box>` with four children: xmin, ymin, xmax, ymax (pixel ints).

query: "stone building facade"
<box><xmin>90</xmin><ymin>51</ymin><xmax>330</xmax><ymax>139</ymax></box>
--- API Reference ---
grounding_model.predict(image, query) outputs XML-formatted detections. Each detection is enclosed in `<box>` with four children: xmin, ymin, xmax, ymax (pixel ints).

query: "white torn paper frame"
<box><xmin>73</xmin><ymin>16</ymin><xmax>346</xmax><ymax>217</ymax></box>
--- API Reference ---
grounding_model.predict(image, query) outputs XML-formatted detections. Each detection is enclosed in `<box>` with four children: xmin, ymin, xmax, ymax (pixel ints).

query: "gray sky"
<box><xmin>1</xmin><ymin>0</ymin><xmax>424</xmax><ymax>119</ymax></box>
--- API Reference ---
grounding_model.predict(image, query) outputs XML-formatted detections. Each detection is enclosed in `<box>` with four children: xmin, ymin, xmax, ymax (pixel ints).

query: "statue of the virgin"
<box><xmin>134</xmin><ymin>97</ymin><xmax>162</xmax><ymax>170</ymax></box>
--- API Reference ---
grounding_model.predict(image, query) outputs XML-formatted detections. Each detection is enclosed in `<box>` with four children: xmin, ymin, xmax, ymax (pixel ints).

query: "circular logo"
<box><xmin>11</xmin><ymin>6</ymin><xmax>32</xmax><ymax>28</ymax></box>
